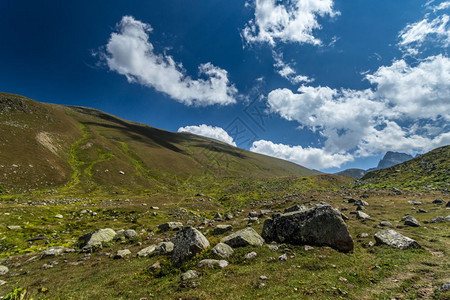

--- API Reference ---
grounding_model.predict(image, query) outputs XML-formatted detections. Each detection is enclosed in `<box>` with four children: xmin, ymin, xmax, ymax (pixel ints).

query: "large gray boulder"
<box><xmin>403</xmin><ymin>215</ymin><xmax>420</xmax><ymax>227</ymax></box>
<box><xmin>221</xmin><ymin>227</ymin><xmax>264</xmax><ymax>248</ymax></box>
<box><xmin>172</xmin><ymin>227</ymin><xmax>210</xmax><ymax>267</ymax></box>
<box><xmin>374</xmin><ymin>229</ymin><xmax>421</xmax><ymax>249</ymax></box>
<box><xmin>262</xmin><ymin>203</ymin><xmax>354</xmax><ymax>253</ymax></box>
<box><xmin>78</xmin><ymin>228</ymin><xmax>116</xmax><ymax>251</ymax></box>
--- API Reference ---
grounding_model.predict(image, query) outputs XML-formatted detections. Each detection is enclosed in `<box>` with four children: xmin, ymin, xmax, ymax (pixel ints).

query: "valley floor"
<box><xmin>0</xmin><ymin>187</ymin><xmax>449</xmax><ymax>299</ymax></box>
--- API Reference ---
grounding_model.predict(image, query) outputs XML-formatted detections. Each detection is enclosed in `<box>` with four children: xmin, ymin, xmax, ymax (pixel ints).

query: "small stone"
<box><xmin>354</xmin><ymin>200</ymin><xmax>369</xmax><ymax>206</ymax></box>
<box><xmin>123</xmin><ymin>229</ymin><xmax>138</xmax><ymax>239</ymax></box>
<box><xmin>54</xmin><ymin>214</ymin><xmax>63</xmax><ymax>219</ymax></box>
<box><xmin>408</xmin><ymin>200</ymin><xmax>422</xmax><ymax>205</ymax></box>
<box><xmin>0</xmin><ymin>265</ymin><xmax>9</xmax><ymax>276</ymax></box>
<box><xmin>403</xmin><ymin>215</ymin><xmax>420</xmax><ymax>227</ymax></box>
<box><xmin>150</xmin><ymin>206</ymin><xmax>159</xmax><ymax>210</ymax></box>
<box><xmin>114</xmin><ymin>249</ymin><xmax>131</xmax><ymax>259</ymax></box>
<box><xmin>430</xmin><ymin>216</ymin><xmax>446</xmax><ymax>223</ymax></box>
<box><xmin>214</xmin><ymin>213</ymin><xmax>223</xmax><ymax>221</ymax></box>
<box><xmin>156</xmin><ymin>241</ymin><xmax>174</xmax><ymax>255</ymax></box>
<box><xmin>7</xmin><ymin>225</ymin><xmax>21</xmax><ymax>230</ymax></box>
<box><xmin>244</xmin><ymin>251</ymin><xmax>257</xmax><ymax>260</ymax></box>
<box><xmin>304</xmin><ymin>245</ymin><xmax>314</xmax><ymax>251</ymax></box>
<box><xmin>278</xmin><ymin>253</ymin><xmax>287</xmax><ymax>261</ymax></box>
<box><xmin>417</xmin><ymin>209</ymin><xmax>428</xmax><ymax>213</ymax></box>
<box><xmin>136</xmin><ymin>245</ymin><xmax>156</xmax><ymax>257</ymax></box>
<box><xmin>267</xmin><ymin>244</ymin><xmax>279</xmax><ymax>251</ymax></box>
<box><xmin>432</xmin><ymin>199</ymin><xmax>443</xmax><ymax>205</ymax></box>
<box><xmin>259</xmin><ymin>275</ymin><xmax>268</xmax><ymax>280</ymax></box>
<box><xmin>357</xmin><ymin>233</ymin><xmax>369</xmax><ymax>238</ymax></box>
<box><xmin>440</xmin><ymin>282</ymin><xmax>450</xmax><ymax>292</ymax></box>
<box><xmin>356</xmin><ymin>211</ymin><xmax>371</xmax><ymax>220</ymax></box>
<box><xmin>224</xmin><ymin>212</ymin><xmax>233</xmax><ymax>220</ymax></box>
<box><xmin>339</xmin><ymin>277</ymin><xmax>348</xmax><ymax>282</ymax></box>
<box><xmin>379</xmin><ymin>221</ymin><xmax>393</xmax><ymax>227</ymax></box>
<box><xmin>181</xmin><ymin>270</ymin><xmax>200</xmax><ymax>281</ymax></box>
<box><xmin>284</xmin><ymin>204</ymin><xmax>306</xmax><ymax>213</ymax></box>
<box><xmin>197</xmin><ymin>259</ymin><xmax>228</xmax><ymax>269</ymax></box>
<box><xmin>248</xmin><ymin>211</ymin><xmax>258</xmax><ymax>218</ymax></box>
<box><xmin>42</xmin><ymin>263</ymin><xmax>53</xmax><ymax>269</ymax></box>
<box><xmin>148</xmin><ymin>261</ymin><xmax>161</xmax><ymax>272</ymax></box>
<box><xmin>0</xmin><ymin>280</ymin><xmax>6</xmax><ymax>286</ymax></box>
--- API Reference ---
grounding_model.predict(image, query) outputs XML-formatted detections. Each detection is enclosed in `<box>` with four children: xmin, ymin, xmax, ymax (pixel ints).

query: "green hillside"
<box><xmin>0</xmin><ymin>93</ymin><xmax>320</xmax><ymax>196</ymax></box>
<box><xmin>359</xmin><ymin>145</ymin><xmax>450</xmax><ymax>190</ymax></box>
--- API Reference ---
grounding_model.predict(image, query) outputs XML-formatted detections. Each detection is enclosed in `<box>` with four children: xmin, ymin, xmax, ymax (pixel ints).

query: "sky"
<box><xmin>1</xmin><ymin>0</ymin><xmax>449</xmax><ymax>172</ymax></box>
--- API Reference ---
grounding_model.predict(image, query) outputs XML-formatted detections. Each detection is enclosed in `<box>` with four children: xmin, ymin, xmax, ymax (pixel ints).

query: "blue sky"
<box><xmin>1</xmin><ymin>0</ymin><xmax>449</xmax><ymax>172</ymax></box>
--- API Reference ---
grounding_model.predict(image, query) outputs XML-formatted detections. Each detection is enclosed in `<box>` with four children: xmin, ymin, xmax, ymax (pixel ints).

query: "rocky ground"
<box><xmin>0</xmin><ymin>189</ymin><xmax>449</xmax><ymax>299</ymax></box>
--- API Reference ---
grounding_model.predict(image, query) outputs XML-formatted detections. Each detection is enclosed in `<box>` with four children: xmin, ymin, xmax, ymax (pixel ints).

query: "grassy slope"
<box><xmin>360</xmin><ymin>146</ymin><xmax>450</xmax><ymax>190</ymax></box>
<box><xmin>0</xmin><ymin>93</ymin><xmax>319</xmax><ymax>196</ymax></box>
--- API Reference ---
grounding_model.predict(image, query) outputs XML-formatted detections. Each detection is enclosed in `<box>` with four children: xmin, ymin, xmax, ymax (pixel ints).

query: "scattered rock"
<box><xmin>403</xmin><ymin>215</ymin><xmax>420</xmax><ymax>227</ymax></box>
<box><xmin>408</xmin><ymin>200</ymin><xmax>422</xmax><ymax>205</ymax></box>
<box><xmin>158</xmin><ymin>222</ymin><xmax>183</xmax><ymax>232</ymax></box>
<box><xmin>440</xmin><ymin>282</ymin><xmax>450</xmax><ymax>292</ymax></box>
<box><xmin>156</xmin><ymin>241</ymin><xmax>174</xmax><ymax>255</ymax></box>
<box><xmin>78</xmin><ymin>228</ymin><xmax>117</xmax><ymax>251</ymax></box>
<box><xmin>221</xmin><ymin>227</ymin><xmax>264</xmax><ymax>248</ymax></box>
<box><xmin>247</xmin><ymin>217</ymin><xmax>259</xmax><ymax>225</ymax></box>
<box><xmin>278</xmin><ymin>253</ymin><xmax>287</xmax><ymax>261</ymax></box>
<box><xmin>432</xmin><ymin>199</ymin><xmax>443</xmax><ymax>205</ymax></box>
<box><xmin>114</xmin><ymin>249</ymin><xmax>131</xmax><ymax>259</ymax></box>
<box><xmin>136</xmin><ymin>245</ymin><xmax>156</xmax><ymax>257</ymax></box>
<box><xmin>148</xmin><ymin>261</ymin><xmax>161</xmax><ymax>272</ymax></box>
<box><xmin>379</xmin><ymin>221</ymin><xmax>393</xmax><ymax>227</ymax></box>
<box><xmin>181</xmin><ymin>270</ymin><xmax>200</xmax><ymax>281</ymax></box>
<box><xmin>374</xmin><ymin>229</ymin><xmax>421</xmax><ymax>249</ymax></box>
<box><xmin>248</xmin><ymin>211</ymin><xmax>258</xmax><ymax>218</ymax></box>
<box><xmin>417</xmin><ymin>209</ymin><xmax>428</xmax><ymax>213</ymax></box>
<box><xmin>267</xmin><ymin>244</ymin><xmax>279</xmax><ymax>251</ymax></box>
<box><xmin>123</xmin><ymin>229</ymin><xmax>137</xmax><ymax>239</ymax></box>
<box><xmin>260</xmin><ymin>275</ymin><xmax>268</xmax><ymax>280</ymax></box>
<box><xmin>430</xmin><ymin>216</ymin><xmax>448</xmax><ymax>223</ymax></box>
<box><xmin>446</xmin><ymin>201</ymin><xmax>450</xmax><ymax>208</ymax></box>
<box><xmin>172</xmin><ymin>227</ymin><xmax>210</xmax><ymax>267</ymax></box>
<box><xmin>150</xmin><ymin>206</ymin><xmax>159</xmax><ymax>210</ymax></box>
<box><xmin>0</xmin><ymin>280</ymin><xmax>6</xmax><ymax>286</ymax></box>
<box><xmin>41</xmin><ymin>246</ymin><xmax>73</xmax><ymax>258</ymax></box>
<box><xmin>212</xmin><ymin>243</ymin><xmax>234</xmax><ymax>258</ymax></box>
<box><xmin>6</xmin><ymin>225</ymin><xmax>21</xmax><ymax>230</ymax></box>
<box><xmin>356</xmin><ymin>211</ymin><xmax>371</xmax><ymax>220</ymax></box>
<box><xmin>244</xmin><ymin>251</ymin><xmax>258</xmax><ymax>260</ymax></box>
<box><xmin>262</xmin><ymin>203</ymin><xmax>354</xmax><ymax>253</ymax></box>
<box><xmin>212</xmin><ymin>225</ymin><xmax>233</xmax><ymax>235</ymax></box>
<box><xmin>224</xmin><ymin>212</ymin><xmax>233</xmax><ymax>220</ymax></box>
<box><xmin>0</xmin><ymin>265</ymin><xmax>9</xmax><ymax>276</ymax></box>
<box><xmin>357</xmin><ymin>233</ymin><xmax>369</xmax><ymax>238</ymax></box>
<box><xmin>214</xmin><ymin>213</ymin><xmax>223</xmax><ymax>221</ymax></box>
<box><xmin>54</xmin><ymin>214</ymin><xmax>63</xmax><ymax>219</ymax></box>
<box><xmin>304</xmin><ymin>245</ymin><xmax>314</xmax><ymax>251</ymax></box>
<box><xmin>354</xmin><ymin>200</ymin><xmax>369</xmax><ymax>206</ymax></box>
<box><xmin>198</xmin><ymin>259</ymin><xmax>228</xmax><ymax>269</ymax></box>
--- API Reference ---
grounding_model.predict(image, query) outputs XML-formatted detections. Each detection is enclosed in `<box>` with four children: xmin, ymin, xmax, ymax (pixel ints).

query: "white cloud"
<box><xmin>103</xmin><ymin>16</ymin><xmax>237</xmax><ymax>107</ymax></box>
<box><xmin>267</xmin><ymin>55</ymin><xmax>450</xmax><ymax>159</ymax></box>
<box><xmin>177</xmin><ymin>124</ymin><xmax>237</xmax><ymax>146</ymax></box>
<box><xmin>431</xmin><ymin>1</ymin><xmax>450</xmax><ymax>12</ymax></box>
<box><xmin>242</xmin><ymin>0</ymin><xmax>338</xmax><ymax>46</ymax></box>
<box><xmin>250</xmin><ymin>140</ymin><xmax>353</xmax><ymax>169</ymax></box>
<box><xmin>398</xmin><ymin>14</ymin><xmax>450</xmax><ymax>55</ymax></box>
<box><xmin>273</xmin><ymin>52</ymin><xmax>314</xmax><ymax>84</ymax></box>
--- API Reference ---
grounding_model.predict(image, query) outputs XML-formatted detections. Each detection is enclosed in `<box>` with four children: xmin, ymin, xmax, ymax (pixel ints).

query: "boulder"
<box><xmin>224</xmin><ymin>212</ymin><xmax>233</xmax><ymax>220</ymax></box>
<box><xmin>212</xmin><ymin>225</ymin><xmax>233</xmax><ymax>235</ymax></box>
<box><xmin>403</xmin><ymin>215</ymin><xmax>420</xmax><ymax>227</ymax></box>
<box><xmin>0</xmin><ymin>265</ymin><xmax>9</xmax><ymax>276</ymax></box>
<box><xmin>408</xmin><ymin>200</ymin><xmax>422</xmax><ymax>205</ymax></box>
<box><xmin>262</xmin><ymin>203</ymin><xmax>354</xmax><ymax>253</ymax></box>
<box><xmin>431</xmin><ymin>216</ymin><xmax>450</xmax><ymax>223</ymax></box>
<box><xmin>214</xmin><ymin>213</ymin><xmax>223</xmax><ymax>221</ymax></box>
<box><xmin>181</xmin><ymin>270</ymin><xmax>200</xmax><ymax>281</ymax></box>
<box><xmin>78</xmin><ymin>228</ymin><xmax>116</xmax><ymax>251</ymax></box>
<box><xmin>221</xmin><ymin>227</ymin><xmax>264</xmax><ymax>248</ymax></box>
<box><xmin>354</xmin><ymin>200</ymin><xmax>369</xmax><ymax>206</ymax></box>
<box><xmin>124</xmin><ymin>229</ymin><xmax>138</xmax><ymax>239</ymax></box>
<box><xmin>356</xmin><ymin>211</ymin><xmax>371</xmax><ymax>220</ymax></box>
<box><xmin>212</xmin><ymin>243</ymin><xmax>233</xmax><ymax>258</ymax></box>
<box><xmin>156</xmin><ymin>241</ymin><xmax>174</xmax><ymax>255</ymax></box>
<box><xmin>374</xmin><ymin>229</ymin><xmax>420</xmax><ymax>249</ymax></box>
<box><xmin>432</xmin><ymin>199</ymin><xmax>443</xmax><ymax>205</ymax></box>
<box><xmin>197</xmin><ymin>259</ymin><xmax>228</xmax><ymax>269</ymax></box>
<box><xmin>379</xmin><ymin>221</ymin><xmax>393</xmax><ymax>227</ymax></box>
<box><xmin>158</xmin><ymin>222</ymin><xmax>183</xmax><ymax>232</ymax></box>
<box><xmin>172</xmin><ymin>227</ymin><xmax>210</xmax><ymax>266</ymax></box>
<box><xmin>136</xmin><ymin>245</ymin><xmax>156</xmax><ymax>257</ymax></box>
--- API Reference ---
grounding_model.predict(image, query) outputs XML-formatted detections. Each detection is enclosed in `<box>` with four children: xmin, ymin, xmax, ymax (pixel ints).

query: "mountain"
<box><xmin>359</xmin><ymin>145</ymin><xmax>450</xmax><ymax>190</ymax></box>
<box><xmin>374</xmin><ymin>151</ymin><xmax>413</xmax><ymax>170</ymax></box>
<box><xmin>336</xmin><ymin>168</ymin><xmax>367</xmax><ymax>179</ymax></box>
<box><xmin>336</xmin><ymin>151</ymin><xmax>414</xmax><ymax>179</ymax></box>
<box><xmin>0</xmin><ymin>93</ymin><xmax>320</xmax><ymax>195</ymax></box>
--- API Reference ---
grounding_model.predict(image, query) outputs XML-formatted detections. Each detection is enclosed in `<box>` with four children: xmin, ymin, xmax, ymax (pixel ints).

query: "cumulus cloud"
<box><xmin>103</xmin><ymin>16</ymin><xmax>237</xmax><ymax>106</ymax></box>
<box><xmin>273</xmin><ymin>52</ymin><xmax>314</xmax><ymax>84</ymax></box>
<box><xmin>250</xmin><ymin>140</ymin><xmax>353</xmax><ymax>169</ymax></box>
<box><xmin>398</xmin><ymin>9</ymin><xmax>450</xmax><ymax>55</ymax></box>
<box><xmin>242</xmin><ymin>0</ymin><xmax>339</xmax><ymax>46</ymax></box>
<box><xmin>177</xmin><ymin>124</ymin><xmax>237</xmax><ymax>146</ymax></box>
<box><xmin>267</xmin><ymin>55</ymin><xmax>450</xmax><ymax>159</ymax></box>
